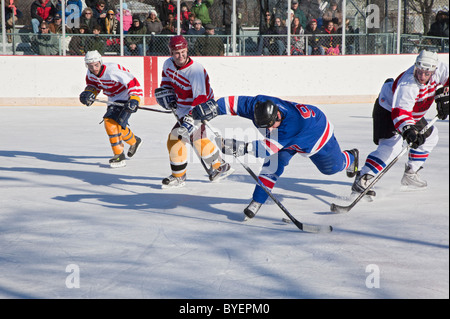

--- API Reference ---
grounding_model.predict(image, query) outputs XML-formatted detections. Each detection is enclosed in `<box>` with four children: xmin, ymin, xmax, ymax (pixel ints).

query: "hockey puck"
<box><xmin>282</xmin><ymin>218</ymin><xmax>291</xmax><ymax>223</ymax></box>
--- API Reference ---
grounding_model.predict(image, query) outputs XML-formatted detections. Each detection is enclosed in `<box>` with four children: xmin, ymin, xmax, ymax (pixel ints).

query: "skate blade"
<box><xmin>210</xmin><ymin>167</ymin><xmax>235</xmax><ymax>183</ymax></box>
<box><xmin>400</xmin><ymin>184</ymin><xmax>427</xmax><ymax>192</ymax></box>
<box><xmin>161</xmin><ymin>182</ymin><xmax>186</xmax><ymax>189</ymax></box>
<box><xmin>351</xmin><ymin>191</ymin><xmax>375</xmax><ymax>202</ymax></box>
<box><xmin>110</xmin><ymin>161</ymin><xmax>126</xmax><ymax>168</ymax></box>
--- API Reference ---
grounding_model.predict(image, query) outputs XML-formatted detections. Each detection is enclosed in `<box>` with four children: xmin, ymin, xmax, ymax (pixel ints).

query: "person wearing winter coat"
<box><xmin>159</xmin><ymin>0</ymin><xmax>177</xmax><ymax>26</ymax></box>
<box><xmin>125</xmin><ymin>16</ymin><xmax>147</xmax><ymax>56</ymax></box>
<box><xmin>191</xmin><ymin>0</ymin><xmax>213</xmax><ymax>25</ymax></box>
<box><xmin>30</xmin><ymin>0</ymin><xmax>56</xmax><ymax>33</ymax></box>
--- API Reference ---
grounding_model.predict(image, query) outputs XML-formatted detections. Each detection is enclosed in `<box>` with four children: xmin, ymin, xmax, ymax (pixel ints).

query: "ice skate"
<box><xmin>243</xmin><ymin>200</ymin><xmax>262</xmax><ymax>221</ymax></box>
<box><xmin>127</xmin><ymin>136</ymin><xmax>142</xmax><ymax>158</ymax></box>
<box><xmin>345</xmin><ymin>149</ymin><xmax>359</xmax><ymax>178</ymax></box>
<box><xmin>162</xmin><ymin>174</ymin><xmax>186</xmax><ymax>189</ymax></box>
<box><xmin>109</xmin><ymin>153</ymin><xmax>126</xmax><ymax>168</ymax></box>
<box><xmin>401</xmin><ymin>165</ymin><xmax>427</xmax><ymax>191</ymax></box>
<box><xmin>351</xmin><ymin>171</ymin><xmax>376</xmax><ymax>201</ymax></box>
<box><xmin>208</xmin><ymin>162</ymin><xmax>235</xmax><ymax>182</ymax></box>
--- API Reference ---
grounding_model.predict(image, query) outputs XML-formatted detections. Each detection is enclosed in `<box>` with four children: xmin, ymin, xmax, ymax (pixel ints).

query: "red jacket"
<box><xmin>30</xmin><ymin>0</ymin><xmax>55</xmax><ymax>23</ymax></box>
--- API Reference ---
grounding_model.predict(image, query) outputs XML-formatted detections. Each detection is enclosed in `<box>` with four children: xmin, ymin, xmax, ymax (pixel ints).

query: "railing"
<box><xmin>2</xmin><ymin>31</ymin><xmax>448</xmax><ymax>56</ymax></box>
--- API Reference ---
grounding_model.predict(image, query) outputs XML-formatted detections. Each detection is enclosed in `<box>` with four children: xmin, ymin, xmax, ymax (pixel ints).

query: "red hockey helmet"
<box><xmin>168</xmin><ymin>35</ymin><xmax>188</xmax><ymax>52</ymax></box>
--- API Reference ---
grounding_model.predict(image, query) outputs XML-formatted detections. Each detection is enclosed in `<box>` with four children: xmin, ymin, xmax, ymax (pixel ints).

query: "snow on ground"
<box><xmin>0</xmin><ymin>103</ymin><xmax>448</xmax><ymax>299</ymax></box>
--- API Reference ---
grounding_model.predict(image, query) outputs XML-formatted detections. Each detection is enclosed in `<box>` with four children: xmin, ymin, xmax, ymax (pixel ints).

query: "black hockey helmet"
<box><xmin>254</xmin><ymin>100</ymin><xmax>279</xmax><ymax>128</ymax></box>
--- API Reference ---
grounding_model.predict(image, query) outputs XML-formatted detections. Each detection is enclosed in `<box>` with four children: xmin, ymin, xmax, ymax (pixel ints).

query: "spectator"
<box><xmin>428</xmin><ymin>11</ymin><xmax>449</xmax><ymax>38</ymax></box>
<box><xmin>85</xmin><ymin>24</ymin><xmax>105</xmax><ymax>54</ymax></box>
<box><xmin>161</xmin><ymin>12</ymin><xmax>177</xmax><ymax>34</ymax></box>
<box><xmin>103</xmin><ymin>9</ymin><xmax>119</xmax><ymax>35</ymax></box>
<box><xmin>145</xmin><ymin>9</ymin><xmax>163</xmax><ymax>35</ymax></box>
<box><xmin>115</xmin><ymin>3</ymin><xmax>133</xmax><ymax>34</ymax></box>
<box><xmin>32</xmin><ymin>21</ymin><xmax>59</xmax><ymax>55</ymax></box>
<box><xmin>323</xmin><ymin>1</ymin><xmax>342</xmax><ymax>26</ymax></box>
<box><xmin>186</xmin><ymin>12</ymin><xmax>197</xmax><ymax>31</ymax></box>
<box><xmin>80</xmin><ymin>7</ymin><xmax>97</xmax><ymax>33</ymax></box>
<box><xmin>125</xmin><ymin>16</ymin><xmax>147</xmax><ymax>56</ymax></box>
<box><xmin>222</xmin><ymin>0</ymin><xmax>241</xmax><ymax>36</ymax></box>
<box><xmin>305</xmin><ymin>19</ymin><xmax>324</xmax><ymax>55</ymax></box>
<box><xmin>30</xmin><ymin>0</ymin><xmax>56</xmax><ymax>33</ymax></box>
<box><xmin>187</xmin><ymin>18</ymin><xmax>205</xmax><ymax>50</ymax></box>
<box><xmin>92</xmin><ymin>0</ymin><xmax>107</xmax><ymax>26</ymax></box>
<box><xmin>269</xmin><ymin>17</ymin><xmax>288</xmax><ymax>55</ymax></box>
<box><xmin>291</xmin><ymin>0</ymin><xmax>307</xmax><ymax>29</ymax></box>
<box><xmin>48</xmin><ymin>13</ymin><xmax>71</xmax><ymax>34</ymax></box>
<box><xmin>68</xmin><ymin>23</ymin><xmax>89</xmax><ymax>55</ymax></box>
<box><xmin>337</xmin><ymin>19</ymin><xmax>357</xmax><ymax>54</ymax></box>
<box><xmin>257</xmin><ymin>10</ymin><xmax>273</xmax><ymax>55</ymax></box>
<box><xmin>300</xmin><ymin>0</ymin><xmax>323</xmax><ymax>27</ymax></box>
<box><xmin>5</xmin><ymin>0</ymin><xmax>23</xmax><ymax>43</ymax></box>
<box><xmin>290</xmin><ymin>16</ymin><xmax>305</xmax><ymax>55</ymax></box>
<box><xmin>321</xmin><ymin>19</ymin><xmax>340</xmax><ymax>55</ymax></box>
<box><xmin>193</xmin><ymin>24</ymin><xmax>224</xmax><ymax>56</ymax></box>
<box><xmin>159</xmin><ymin>0</ymin><xmax>177</xmax><ymax>26</ymax></box>
<box><xmin>191</xmin><ymin>0</ymin><xmax>214</xmax><ymax>25</ymax></box>
<box><xmin>178</xmin><ymin>2</ymin><xmax>191</xmax><ymax>33</ymax></box>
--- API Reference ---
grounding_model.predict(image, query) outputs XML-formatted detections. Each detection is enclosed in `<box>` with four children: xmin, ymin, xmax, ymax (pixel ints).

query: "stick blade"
<box><xmin>301</xmin><ymin>223</ymin><xmax>333</xmax><ymax>233</ymax></box>
<box><xmin>330</xmin><ymin>203</ymin><xmax>352</xmax><ymax>214</ymax></box>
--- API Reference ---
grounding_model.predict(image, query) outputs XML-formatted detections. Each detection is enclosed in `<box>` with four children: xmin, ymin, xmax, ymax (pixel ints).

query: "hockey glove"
<box><xmin>125</xmin><ymin>96</ymin><xmax>140</xmax><ymax>113</ymax></box>
<box><xmin>217</xmin><ymin>137</ymin><xmax>248</xmax><ymax>157</ymax></box>
<box><xmin>402</xmin><ymin>125</ymin><xmax>426</xmax><ymax>149</ymax></box>
<box><xmin>192</xmin><ymin>99</ymin><xmax>219</xmax><ymax>122</ymax></box>
<box><xmin>178</xmin><ymin>114</ymin><xmax>196</xmax><ymax>137</ymax></box>
<box><xmin>155</xmin><ymin>87</ymin><xmax>177</xmax><ymax>110</ymax></box>
<box><xmin>79</xmin><ymin>86</ymin><xmax>99</xmax><ymax>106</ymax></box>
<box><xmin>435</xmin><ymin>86</ymin><xmax>449</xmax><ymax>120</ymax></box>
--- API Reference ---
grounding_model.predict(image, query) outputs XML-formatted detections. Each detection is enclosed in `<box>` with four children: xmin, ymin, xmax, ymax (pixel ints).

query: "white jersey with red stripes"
<box><xmin>160</xmin><ymin>57</ymin><xmax>214</xmax><ymax>118</ymax></box>
<box><xmin>378</xmin><ymin>61</ymin><xmax>449</xmax><ymax>132</ymax></box>
<box><xmin>85</xmin><ymin>62</ymin><xmax>143</xmax><ymax>102</ymax></box>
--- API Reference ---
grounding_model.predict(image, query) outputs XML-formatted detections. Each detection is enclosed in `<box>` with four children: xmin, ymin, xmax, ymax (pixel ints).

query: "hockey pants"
<box><xmin>167</xmin><ymin>122</ymin><xmax>222</xmax><ymax>178</ymax></box>
<box><xmin>253</xmin><ymin>135</ymin><xmax>355</xmax><ymax>203</ymax></box>
<box><xmin>104</xmin><ymin>118</ymin><xmax>137</xmax><ymax>155</ymax></box>
<box><xmin>360</xmin><ymin>127</ymin><xmax>439</xmax><ymax>176</ymax></box>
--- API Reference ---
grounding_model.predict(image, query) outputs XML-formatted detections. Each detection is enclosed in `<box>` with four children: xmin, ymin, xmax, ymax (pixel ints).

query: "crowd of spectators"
<box><xmin>3</xmin><ymin>0</ymin><xmax>449</xmax><ymax>56</ymax></box>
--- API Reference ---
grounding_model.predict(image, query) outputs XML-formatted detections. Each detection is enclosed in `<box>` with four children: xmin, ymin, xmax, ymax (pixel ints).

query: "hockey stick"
<box><xmin>93</xmin><ymin>99</ymin><xmax>172</xmax><ymax>113</ymax></box>
<box><xmin>330</xmin><ymin>115</ymin><xmax>439</xmax><ymax>214</ymax></box>
<box><xmin>202</xmin><ymin>120</ymin><xmax>333</xmax><ymax>233</ymax></box>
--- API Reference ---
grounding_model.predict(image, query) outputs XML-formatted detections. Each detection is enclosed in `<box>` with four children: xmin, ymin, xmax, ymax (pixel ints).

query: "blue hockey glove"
<box><xmin>155</xmin><ymin>87</ymin><xmax>177</xmax><ymax>110</ymax></box>
<box><xmin>125</xmin><ymin>96</ymin><xmax>140</xmax><ymax>113</ymax></box>
<box><xmin>79</xmin><ymin>86</ymin><xmax>99</xmax><ymax>106</ymax></box>
<box><xmin>192</xmin><ymin>99</ymin><xmax>219</xmax><ymax>122</ymax></box>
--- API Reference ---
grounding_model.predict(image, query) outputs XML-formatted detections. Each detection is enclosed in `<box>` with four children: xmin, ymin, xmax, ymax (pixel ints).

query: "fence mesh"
<box><xmin>2</xmin><ymin>0</ymin><xmax>449</xmax><ymax>55</ymax></box>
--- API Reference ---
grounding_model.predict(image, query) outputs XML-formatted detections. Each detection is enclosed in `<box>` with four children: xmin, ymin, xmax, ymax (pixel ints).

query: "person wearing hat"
<box><xmin>292</xmin><ymin>0</ymin><xmax>307</xmax><ymax>29</ymax></box>
<box><xmin>305</xmin><ymin>18</ymin><xmax>324</xmax><ymax>55</ymax></box>
<box><xmin>193</xmin><ymin>23</ymin><xmax>224</xmax><ymax>56</ymax></box>
<box><xmin>145</xmin><ymin>9</ymin><xmax>163</xmax><ymax>35</ymax></box>
<box><xmin>125</xmin><ymin>16</ymin><xmax>147</xmax><ymax>56</ymax></box>
<box><xmin>103</xmin><ymin>9</ymin><xmax>119</xmax><ymax>35</ymax></box>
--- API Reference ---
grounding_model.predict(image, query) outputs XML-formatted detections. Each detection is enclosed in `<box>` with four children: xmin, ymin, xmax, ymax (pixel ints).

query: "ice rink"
<box><xmin>0</xmin><ymin>102</ymin><xmax>448</xmax><ymax>299</ymax></box>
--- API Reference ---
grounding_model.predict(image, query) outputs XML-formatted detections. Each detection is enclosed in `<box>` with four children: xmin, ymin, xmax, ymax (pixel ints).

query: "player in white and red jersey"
<box><xmin>154</xmin><ymin>35</ymin><xmax>233</xmax><ymax>188</ymax></box>
<box><xmin>353</xmin><ymin>50</ymin><xmax>449</xmax><ymax>197</ymax></box>
<box><xmin>79</xmin><ymin>50</ymin><xmax>144</xmax><ymax>168</ymax></box>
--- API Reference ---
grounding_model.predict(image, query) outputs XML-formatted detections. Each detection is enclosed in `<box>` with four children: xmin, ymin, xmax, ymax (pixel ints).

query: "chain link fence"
<box><xmin>2</xmin><ymin>0</ymin><xmax>449</xmax><ymax>55</ymax></box>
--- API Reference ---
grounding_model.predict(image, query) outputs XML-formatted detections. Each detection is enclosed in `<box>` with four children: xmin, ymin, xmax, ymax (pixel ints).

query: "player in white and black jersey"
<box><xmin>79</xmin><ymin>50</ymin><xmax>144</xmax><ymax>168</ymax></box>
<box><xmin>353</xmin><ymin>50</ymin><xmax>449</xmax><ymax>198</ymax></box>
<box><xmin>154</xmin><ymin>35</ymin><xmax>233</xmax><ymax>188</ymax></box>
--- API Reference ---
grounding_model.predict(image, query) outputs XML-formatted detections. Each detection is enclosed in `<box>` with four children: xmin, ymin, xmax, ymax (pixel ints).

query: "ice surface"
<box><xmin>0</xmin><ymin>103</ymin><xmax>448</xmax><ymax>299</ymax></box>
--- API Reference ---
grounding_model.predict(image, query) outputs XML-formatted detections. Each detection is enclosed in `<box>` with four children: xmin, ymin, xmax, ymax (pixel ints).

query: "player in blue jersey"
<box><xmin>191</xmin><ymin>95</ymin><xmax>359</xmax><ymax>219</ymax></box>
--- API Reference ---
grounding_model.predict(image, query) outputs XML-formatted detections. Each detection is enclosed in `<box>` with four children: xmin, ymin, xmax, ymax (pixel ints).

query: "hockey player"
<box><xmin>191</xmin><ymin>95</ymin><xmax>359</xmax><ymax>219</ymax></box>
<box><xmin>79</xmin><ymin>50</ymin><xmax>143</xmax><ymax>168</ymax></box>
<box><xmin>154</xmin><ymin>35</ymin><xmax>233</xmax><ymax>188</ymax></box>
<box><xmin>352</xmin><ymin>50</ymin><xmax>449</xmax><ymax>198</ymax></box>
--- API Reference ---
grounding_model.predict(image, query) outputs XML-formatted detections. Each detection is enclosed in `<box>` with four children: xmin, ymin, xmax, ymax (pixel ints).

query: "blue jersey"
<box><xmin>216</xmin><ymin>95</ymin><xmax>334</xmax><ymax>158</ymax></box>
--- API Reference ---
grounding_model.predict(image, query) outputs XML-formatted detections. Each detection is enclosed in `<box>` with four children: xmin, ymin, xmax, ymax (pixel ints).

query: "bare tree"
<box><xmin>408</xmin><ymin>0</ymin><xmax>435</xmax><ymax>34</ymax></box>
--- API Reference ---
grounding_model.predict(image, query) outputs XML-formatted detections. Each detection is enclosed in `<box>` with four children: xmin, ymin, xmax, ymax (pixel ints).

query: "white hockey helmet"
<box><xmin>84</xmin><ymin>50</ymin><xmax>103</xmax><ymax>67</ymax></box>
<box><xmin>415</xmin><ymin>50</ymin><xmax>438</xmax><ymax>72</ymax></box>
